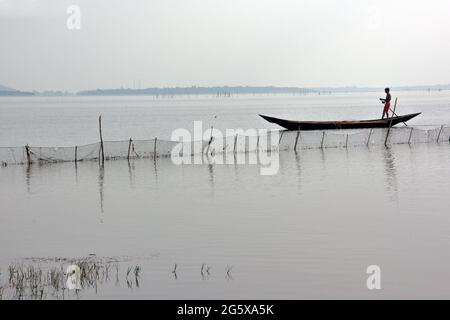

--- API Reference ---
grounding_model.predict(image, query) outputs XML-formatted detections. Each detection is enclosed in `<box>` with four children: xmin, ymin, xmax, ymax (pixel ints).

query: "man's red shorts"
<box><xmin>384</xmin><ymin>101</ymin><xmax>391</xmax><ymax>113</ymax></box>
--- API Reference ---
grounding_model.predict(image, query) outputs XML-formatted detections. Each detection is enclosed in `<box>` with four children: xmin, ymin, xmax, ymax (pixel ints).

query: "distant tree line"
<box><xmin>1</xmin><ymin>84</ymin><xmax>450</xmax><ymax>97</ymax></box>
<box><xmin>77</xmin><ymin>86</ymin><xmax>318</xmax><ymax>96</ymax></box>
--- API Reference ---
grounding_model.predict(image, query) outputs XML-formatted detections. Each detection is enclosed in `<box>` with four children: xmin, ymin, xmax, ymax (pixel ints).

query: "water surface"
<box><xmin>1</xmin><ymin>92</ymin><xmax>450</xmax><ymax>299</ymax></box>
<box><xmin>1</xmin><ymin>143</ymin><xmax>449</xmax><ymax>299</ymax></box>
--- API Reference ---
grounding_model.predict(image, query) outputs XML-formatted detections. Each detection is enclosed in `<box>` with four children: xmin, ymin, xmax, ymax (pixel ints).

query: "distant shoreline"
<box><xmin>1</xmin><ymin>85</ymin><xmax>449</xmax><ymax>97</ymax></box>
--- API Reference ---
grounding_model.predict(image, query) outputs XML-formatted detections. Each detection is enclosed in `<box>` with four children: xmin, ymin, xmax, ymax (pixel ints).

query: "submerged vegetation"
<box><xmin>1</xmin><ymin>256</ymin><xmax>142</xmax><ymax>300</ymax></box>
<box><xmin>0</xmin><ymin>255</ymin><xmax>234</xmax><ymax>300</ymax></box>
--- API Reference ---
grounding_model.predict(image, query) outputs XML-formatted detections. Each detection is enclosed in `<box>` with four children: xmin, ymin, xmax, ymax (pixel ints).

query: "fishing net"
<box><xmin>1</xmin><ymin>126</ymin><xmax>449</xmax><ymax>166</ymax></box>
<box><xmin>0</xmin><ymin>147</ymin><xmax>27</xmax><ymax>165</ymax></box>
<box><xmin>29</xmin><ymin>143</ymin><xmax>101</xmax><ymax>163</ymax></box>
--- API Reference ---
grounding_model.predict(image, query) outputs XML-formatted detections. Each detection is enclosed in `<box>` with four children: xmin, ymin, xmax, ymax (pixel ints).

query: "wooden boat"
<box><xmin>259</xmin><ymin>112</ymin><xmax>421</xmax><ymax>131</ymax></box>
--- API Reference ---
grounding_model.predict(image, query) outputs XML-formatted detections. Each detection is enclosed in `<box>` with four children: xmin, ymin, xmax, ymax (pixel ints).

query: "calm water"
<box><xmin>1</xmin><ymin>91</ymin><xmax>449</xmax><ymax>147</ymax></box>
<box><xmin>0</xmin><ymin>92</ymin><xmax>450</xmax><ymax>299</ymax></box>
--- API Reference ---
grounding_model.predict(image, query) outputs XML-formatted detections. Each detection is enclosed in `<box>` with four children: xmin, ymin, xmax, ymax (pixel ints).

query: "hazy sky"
<box><xmin>1</xmin><ymin>0</ymin><xmax>450</xmax><ymax>91</ymax></box>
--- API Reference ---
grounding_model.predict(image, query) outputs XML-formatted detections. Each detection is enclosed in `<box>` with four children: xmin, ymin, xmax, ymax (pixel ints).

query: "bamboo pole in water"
<box><xmin>75</xmin><ymin>146</ymin><xmax>78</xmax><ymax>162</ymax></box>
<box><xmin>437</xmin><ymin>125</ymin><xmax>444</xmax><ymax>142</ymax></box>
<box><xmin>99</xmin><ymin>115</ymin><xmax>104</xmax><ymax>164</ymax></box>
<box><xmin>25</xmin><ymin>145</ymin><xmax>31</xmax><ymax>165</ymax></box>
<box><xmin>408</xmin><ymin>127</ymin><xmax>414</xmax><ymax>144</ymax></box>
<box><xmin>366</xmin><ymin>129</ymin><xmax>373</xmax><ymax>146</ymax></box>
<box><xmin>393</xmin><ymin>97</ymin><xmax>398</xmax><ymax>115</ymax></box>
<box><xmin>279</xmin><ymin>131</ymin><xmax>285</xmax><ymax>144</ymax></box>
<box><xmin>294</xmin><ymin>128</ymin><xmax>301</xmax><ymax>151</ymax></box>
<box><xmin>321</xmin><ymin>131</ymin><xmax>325</xmax><ymax>148</ymax></box>
<box><xmin>127</xmin><ymin>138</ymin><xmax>132</xmax><ymax>160</ymax></box>
<box><xmin>385</xmin><ymin>120</ymin><xmax>393</xmax><ymax>147</ymax></box>
<box><xmin>345</xmin><ymin>134</ymin><xmax>348</xmax><ymax>148</ymax></box>
<box><xmin>233</xmin><ymin>134</ymin><xmax>238</xmax><ymax>154</ymax></box>
<box><xmin>205</xmin><ymin>126</ymin><xmax>213</xmax><ymax>155</ymax></box>
<box><xmin>154</xmin><ymin>137</ymin><xmax>157</xmax><ymax>157</ymax></box>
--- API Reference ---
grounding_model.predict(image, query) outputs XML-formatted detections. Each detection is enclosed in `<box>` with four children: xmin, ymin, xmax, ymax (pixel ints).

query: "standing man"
<box><xmin>380</xmin><ymin>88</ymin><xmax>391</xmax><ymax>119</ymax></box>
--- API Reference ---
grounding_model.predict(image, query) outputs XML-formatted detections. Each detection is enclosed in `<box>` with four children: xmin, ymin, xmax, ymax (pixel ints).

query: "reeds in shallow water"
<box><xmin>1</xmin><ymin>256</ymin><xmax>235</xmax><ymax>299</ymax></box>
<box><xmin>2</xmin><ymin>257</ymin><xmax>142</xmax><ymax>300</ymax></box>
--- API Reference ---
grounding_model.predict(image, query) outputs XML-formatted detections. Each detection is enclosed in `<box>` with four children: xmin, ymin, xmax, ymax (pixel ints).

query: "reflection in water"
<box><xmin>319</xmin><ymin>148</ymin><xmax>326</xmax><ymax>171</ymax></box>
<box><xmin>201</xmin><ymin>153</ymin><xmax>216</xmax><ymax>193</ymax></box>
<box><xmin>207</xmin><ymin>163</ymin><xmax>215</xmax><ymax>190</ymax></box>
<box><xmin>127</xmin><ymin>160</ymin><xmax>135</xmax><ymax>189</ymax></box>
<box><xmin>153</xmin><ymin>157</ymin><xmax>158</xmax><ymax>186</ymax></box>
<box><xmin>74</xmin><ymin>161</ymin><xmax>78</xmax><ymax>185</ymax></box>
<box><xmin>383</xmin><ymin>146</ymin><xmax>399</xmax><ymax>203</ymax></box>
<box><xmin>3</xmin><ymin>257</ymin><xmax>142</xmax><ymax>300</ymax></box>
<box><xmin>7</xmin><ymin>143</ymin><xmax>450</xmax><ymax>299</ymax></box>
<box><xmin>294</xmin><ymin>151</ymin><xmax>302</xmax><ymax>194</ymax></box>
<box><xmin>98</xmin><ymin>164</ymin><xmax>105</xmax><ymax>221</ymax></box>
<box><xmin>25</xmin><ymin>164</ymin><xmax>31</xmax><ymax>194</ymax></box>
<box><xmin>233</xmin><ymin>153</ymin><xmax>239</xmax><ymax>182</ymax></box>
<box><xmin>344</xmin><ymin>148</ymin><xmax>350</xmax><ymax>177</ymax></box>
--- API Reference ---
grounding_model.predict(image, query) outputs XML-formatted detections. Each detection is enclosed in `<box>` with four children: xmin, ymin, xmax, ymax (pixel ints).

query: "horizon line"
<box><xmin>2</xmin><ymin>83</ymin><xmax>450</xmax><ymax>95</ymax></box>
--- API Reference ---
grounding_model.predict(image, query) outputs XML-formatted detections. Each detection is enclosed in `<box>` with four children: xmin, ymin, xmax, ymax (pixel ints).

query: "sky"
<box><xmin>1</xmin><ymin>0</ymin><xmax>450</xmax><ymax>92</ymax></box>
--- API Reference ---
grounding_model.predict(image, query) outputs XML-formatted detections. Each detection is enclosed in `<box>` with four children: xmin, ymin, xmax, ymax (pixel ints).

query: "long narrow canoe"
<box><xmin>259</xmin><ymin>112</ymin><xmax>421</xmax><ymax>131</ymax></box>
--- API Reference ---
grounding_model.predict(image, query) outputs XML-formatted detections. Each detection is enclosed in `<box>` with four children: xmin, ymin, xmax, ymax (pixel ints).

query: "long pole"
<box><xmin>408</xmin><ymin>127</ymin><xmax>414</xmax><ymax>144</ymax></box>
<box><xmin>389</xmin><ymin>98</ymin><xmax>407</xmax><ymax>126</ymax></box>
<box><xmin>385</xmin><ymin>119</ymin><xmax>393</xmax><ymax>147</ymax></box>
<box><xmin>205</xmin><ymin>126</ymin><xmax>214</xmax><ymax>155</ymax></box>
<box><xmin>366</xmin><ymin>129</ymin><xmax>373</xmax><ymax>146</ymax></box>
<box><xmin>127</xmin><ymin>138</ymin><xmax>132</xmax><ymax>160</ymax></box>
<box><xmin>25</xmin><ymin>144</ymin><xmax>31</xmax><ymax>165</ymax></box>
<box><xmin>99</xmin><ymin>115</ymin><xmax>104</xmax><ymax>164</ymax></box>
<box><xmin>279</xmin><ymin>131</ymin><xmax>285</xmax><ymax>144</ymax></box>
<box><xmin>385</xmin><ymin>100</ymin><xmax>397</xmax><ymax>147</ymax></box>
<box><xmin>294</xmin><ymin>128</ymin><xmax>301</xmax><ymax>151</ymax></box>
<box><xmin>437</xmin><ymin>125</ymin><xmax>444</xmax><ymax>142</ymax></box>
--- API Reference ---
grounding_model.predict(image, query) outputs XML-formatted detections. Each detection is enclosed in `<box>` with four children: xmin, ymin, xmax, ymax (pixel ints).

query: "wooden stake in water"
<box><xmin>99</xmin><ymin>115</ymin><xmax>105</xmax><ymax>164</ymax></box>
<box><xmin>75</xmin><ymin>146</ymin><xmax>78</xmax><ymax>162</ymax></box>
<box><xmin>154</xmin><ymin>137</ymin><xmax>158</xmax><ymax>158</ymax></box>
<box><xmin>127</xmin><ymin>138</ymin><xmax>132</xmax><ymax>160</ymax></box>
<box><xmin>279</xmin><ymin>130</ymin><xmax>285</xmax><ymax>144</ymax></box>
<box><xmin>321</xmin><ymin>131</ymin><xmax>325</xmax><ymax>148</ymax></box>
<box><xmin>385</xmin><ymin>119</ymin><xmax>393</xmax><ymax>147</ymax></box>
<box><xmin>25</xmin><ymin>144</ymin><xmax>31</xmax><ymax>165</ymax></box>
<box><xmin>205</xmin><ymin>126</ymin><xmax>213</xmax><ymax>155</ymax></box>
<box><xmin>233</xmin><ymin>134</ymin><xmax>238</xmax><ymax>154</ymax></box>
<box><xmin>408</xmin><ymin>127</ymin><xmax>414</xmax><ymax>144</ymax></box>
<box><xmin>345</xmin><ymin>134</ymin><xmax>349</xmax><ymax>148</ymax></box>
<box><xmin>366</xmin><ymin>129</ymin><xmax>373</xmax><ymax>146</ymax></box>
<box><xmin>294</xmin><ymin>128</ymin><xmax>301</xmax><ymax>151</ymax></box>
<box><xmin>437</xmin><ymin>125</ymin><xmax>444</xmax><ymax>142</ymax></box>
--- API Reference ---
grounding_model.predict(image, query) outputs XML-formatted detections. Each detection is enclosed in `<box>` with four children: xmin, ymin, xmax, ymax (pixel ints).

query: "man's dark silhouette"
<box><xmin>380</xmin><ymin>88</ymin><xmax>391</xmax><ymax>119</ymax></box>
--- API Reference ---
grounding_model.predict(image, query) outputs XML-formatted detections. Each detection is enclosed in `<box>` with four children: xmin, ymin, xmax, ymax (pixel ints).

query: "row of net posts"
<box><xmin>12</xmin><ymin>116</ymin><xmax>449</xmax><ymax>166</ymax></box>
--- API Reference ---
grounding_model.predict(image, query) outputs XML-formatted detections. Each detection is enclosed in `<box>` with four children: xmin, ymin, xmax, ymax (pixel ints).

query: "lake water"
<box><xmin>0</xmin><ymin>92</ymin><xmax>450</xmax><ymax>299</ymax></box>
<box><xmin>1</xmin><ymin>91</ymin><xmax>449</xmax><ymax>147</ymax></box>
